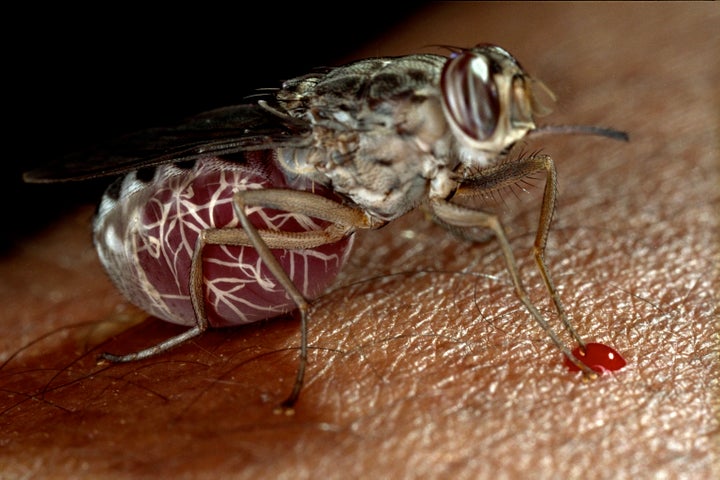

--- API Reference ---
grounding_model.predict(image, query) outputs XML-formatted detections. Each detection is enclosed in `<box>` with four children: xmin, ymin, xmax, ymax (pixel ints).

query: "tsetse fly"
<box><xmin>24</xmin><ymin>44</ymin><xmax>628</xmax><ymax>411</ymax></box>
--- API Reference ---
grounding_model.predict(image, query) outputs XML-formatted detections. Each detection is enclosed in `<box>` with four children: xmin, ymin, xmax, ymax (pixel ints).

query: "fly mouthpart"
<box><xmin>528</xmin><ymin>124</ymin><xmax>629</xmax><ymax>142</ymax></box>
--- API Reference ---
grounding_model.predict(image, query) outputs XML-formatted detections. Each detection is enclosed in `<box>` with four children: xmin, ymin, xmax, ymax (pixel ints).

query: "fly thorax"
<box><xmin>300</xmin><ymin>119</ymin><xmax>453</xmax><ymax>221</ymax></box>
<box><xmin>303</xmin><ymin>93</ymin><xmax>456</xmax><ymax>220</ymax></box>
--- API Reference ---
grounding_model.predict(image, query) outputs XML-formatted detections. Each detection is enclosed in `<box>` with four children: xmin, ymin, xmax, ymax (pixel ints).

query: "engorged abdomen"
<box><xmin>93</xmin><ymin>151</ymin><xmax>354</xmax><ymax>327</ymax></box>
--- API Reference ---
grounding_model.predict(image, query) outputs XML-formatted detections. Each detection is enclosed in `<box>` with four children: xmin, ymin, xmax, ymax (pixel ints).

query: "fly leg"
<box><xmin>232</xmin><ymin>189</ymin><xmax>374</xmax><ymax>411</ymax></box>
<box><xmin>435</xmin><ymin>153</ymin><xmax>596</xmax><ymax>377</ymax></box>
<box><xmin>97</xmin><ymin>226</ymin><xmax>213</xmax><ymax>363</ymax></box>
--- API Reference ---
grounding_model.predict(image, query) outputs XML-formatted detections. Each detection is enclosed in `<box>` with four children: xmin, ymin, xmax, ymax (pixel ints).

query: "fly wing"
<box><xmin>24</xmin><ymin>103</ymin><xmax>312</xmax><ymax>183</ymax></box>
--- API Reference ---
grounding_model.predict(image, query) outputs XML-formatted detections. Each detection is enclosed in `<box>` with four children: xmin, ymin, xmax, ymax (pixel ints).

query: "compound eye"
<box><xmin>441</xmin><ymin>51</ymin><xmax>500</xmax><ymax>143</ymax></box>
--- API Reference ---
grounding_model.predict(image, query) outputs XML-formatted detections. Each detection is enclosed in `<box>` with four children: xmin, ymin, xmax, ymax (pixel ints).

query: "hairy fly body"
<box><xmin>24</xmin><ymin>44</ymin><xmax>627</xmax><ymax>411</ymax></box>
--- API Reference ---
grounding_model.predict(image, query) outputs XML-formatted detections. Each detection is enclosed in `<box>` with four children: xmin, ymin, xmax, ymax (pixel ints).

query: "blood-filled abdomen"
<box><xmin>93</xmin><ymin>151</ymin><xmax>354</xmax><ymax>327</ymax></box>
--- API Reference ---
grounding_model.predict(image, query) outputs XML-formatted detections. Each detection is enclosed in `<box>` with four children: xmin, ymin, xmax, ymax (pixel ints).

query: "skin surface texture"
<box><xmin>1</xmin><ymin>3</ymin><xmax>717</xmax><ymax>479</ymax></box>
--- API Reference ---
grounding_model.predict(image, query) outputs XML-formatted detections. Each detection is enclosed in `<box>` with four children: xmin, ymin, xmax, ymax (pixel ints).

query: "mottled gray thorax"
<box><xmin>275</xmin><ymin>54</ymin><xmax>461</xmax><ymax>221</ymax></box>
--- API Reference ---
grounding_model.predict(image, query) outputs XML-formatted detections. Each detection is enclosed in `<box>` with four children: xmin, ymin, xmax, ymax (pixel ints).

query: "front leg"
<box><xmin>431</xmin><ymin>154</ymin><xmax>597</xmax><ymax>377</ymax></box>
<box><xmin>452</xmin><ymin>153</ymin><xmax>585</xmax><ymax>348</ymax></box>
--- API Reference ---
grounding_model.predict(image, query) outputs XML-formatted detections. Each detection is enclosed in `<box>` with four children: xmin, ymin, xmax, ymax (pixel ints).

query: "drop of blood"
<box><xmin>564</xmin><ymin>342</ymin><xmax>626</xmax><ymax>374</ymax></box>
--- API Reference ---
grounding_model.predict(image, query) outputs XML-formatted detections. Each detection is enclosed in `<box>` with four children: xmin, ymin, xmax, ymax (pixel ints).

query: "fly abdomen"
<box><xmin>93</xmin><ymin>150</ymin><xmax>354</xmax><ymax>327</ymax></box>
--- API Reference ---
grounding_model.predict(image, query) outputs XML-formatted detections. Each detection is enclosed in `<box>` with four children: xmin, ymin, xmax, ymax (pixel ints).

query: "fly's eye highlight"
<box><xmin>440</xmin><ymin>51</ymin><xmax>500</xmax><ymax>143</ymax></box>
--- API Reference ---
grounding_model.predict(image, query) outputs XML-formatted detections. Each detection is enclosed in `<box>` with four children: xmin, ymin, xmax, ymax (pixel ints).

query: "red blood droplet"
<box><xmin>564</xmin><ymin>342</ymin><xmax>626</xmax><ymax>374</ymax></box>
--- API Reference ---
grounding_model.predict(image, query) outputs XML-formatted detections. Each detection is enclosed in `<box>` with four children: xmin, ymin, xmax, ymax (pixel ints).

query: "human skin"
<box><xmin>1</xmin><ymin>3</ymin><xmax>717</xmax><ymax>479</ymax></box>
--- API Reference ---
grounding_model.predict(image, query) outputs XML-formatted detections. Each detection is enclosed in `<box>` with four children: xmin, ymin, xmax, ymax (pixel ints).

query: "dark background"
<box><xmin>7</xmin><ymin>5</ymin><xmax>428</xmax><ymax>250</ymax></box>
